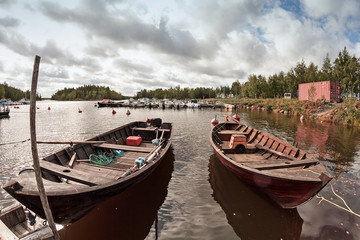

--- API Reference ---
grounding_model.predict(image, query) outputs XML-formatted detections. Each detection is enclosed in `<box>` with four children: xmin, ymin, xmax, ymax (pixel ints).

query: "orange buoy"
<box><xmin>112</xmin><ymin>109</ymin><xmax>116</xmax><ymax>114</ymax></box>
<box><xmin>211</xmin><ymin>118</ymin><xmax>219</xmax><ymax>126</ymax></box>
<box><xmin>233</xmin><ymin>114</ymin><xmax>240</xmax><ymax>121</ymax></box>
<box><xmin>126</xmin><ymin>110</ymin><xmax>131</xmax><ymax>116</ymax></box>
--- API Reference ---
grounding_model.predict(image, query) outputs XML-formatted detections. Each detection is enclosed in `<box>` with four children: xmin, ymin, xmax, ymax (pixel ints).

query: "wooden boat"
<box><xmin>0</xmin><ymin>105</ymin><xmax>10</xmax><ymax>118</ymax></box>
<box><xmin>3</xmin><ymin>119</ymin><xmax>173</xmax><ymax>224</ymax></box>
<box><xmin>0</xmin><ymin>203</ymin><xmax>54</xmax><ymax>239</ymax></box>
<box><xmin>97</xmin><ymin>99</ymin><xmax>123</xmax><ymax>108</ymax></box>
<box><xmin>0</xmin><ymin>110</ymin><xmax>9</xmax><ymax>118</ymax></box>
<box><xmin>210</xmin><ymin>115</ymin><xmax>332</xmax><ymax>208</ymax></box>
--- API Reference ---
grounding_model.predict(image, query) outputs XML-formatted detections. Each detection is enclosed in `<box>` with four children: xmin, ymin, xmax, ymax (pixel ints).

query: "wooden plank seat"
<box><xmin>255</xmin><ymin>144</ymin><xmax>301</xmax><ymax>161</ymax></box>
<box><xmin>217</xmin><ymin>130</ymin><xmax>244</xmax><ymax>135</ymax></box>
<box><xmin>40</xmin><ymin>160</ymin><xmax>111</xmax><ymax>186</ymax></box>
<box><xmin>249</xmin><ymin>159</ymin><xmax>319</xmax><ymax>170</ymax></box>
<box><xmin>94</xmin><ymin>143</ymin><xmax>154</xmax><ymax>153</ymax></box>
<box><xmin>217</xmin><ymin>129</ymin><xmax>253</xmax><ymax>137</ymax></box>
<box><xmin>132</xmin><ymin>127</ymin><xmax>170</xmax><ymax>132</ymax></box>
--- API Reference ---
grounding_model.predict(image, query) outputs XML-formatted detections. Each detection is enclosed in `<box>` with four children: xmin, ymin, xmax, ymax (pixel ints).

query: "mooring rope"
<box><xmin>316</xmin><ymin>182</ymin><xmax>360</xmax><ymax>218</ymax></box>
<box><xmin>0</xmin><ymin>138</ymin><xmax>30</xmax><ymax>146</ymax></box>
<box><xmin>0</xmin><ymin>151</ymin><xmax>52</xmax><ymax>174</ymax></box>
<box><xmin>0</xmin><ymin>160</ymin><xmax>33</xmax><ymax>174</ymax></box>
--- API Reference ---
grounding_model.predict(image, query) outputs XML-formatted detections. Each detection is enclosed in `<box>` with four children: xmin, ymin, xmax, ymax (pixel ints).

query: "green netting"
<box><xmin>89</xmin><ymin>150</ymin><xmax>114</xmax><ymax>166</ymax></box>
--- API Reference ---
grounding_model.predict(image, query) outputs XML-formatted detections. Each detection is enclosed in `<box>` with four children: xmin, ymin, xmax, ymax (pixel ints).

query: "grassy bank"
<box><xmin>215</xmin><ymin>98</ymin><xmax>360</xmax><ymax>127</ymax></box>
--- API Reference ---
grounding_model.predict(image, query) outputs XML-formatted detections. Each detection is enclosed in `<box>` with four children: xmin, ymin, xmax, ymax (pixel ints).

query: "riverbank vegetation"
<box><xmin>51</xmin><ymin>85</ymin><xmax>123</xmax><ymax>100</ymax></box>
<box><xmin>0</xmin><ymin>82</ymin><xmax>41</xmax><ymax>101</ymax></box>
<box><xmin>234</xmin><ymin>98</ymin><xmax>360</xmax><ymax>127</ymax></box>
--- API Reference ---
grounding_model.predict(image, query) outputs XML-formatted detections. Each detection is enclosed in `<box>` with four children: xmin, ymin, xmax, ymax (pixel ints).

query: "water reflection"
<box><xmin>59</xmin><ymin>147</ymin><xmax>175</xmax><ymax>240</ymax></box>
<box><xmin>295</xmin><ymin>121</ymin><xmax>360</xmax><ymax>175</ymax></box>
<box><xmin>209</xmin><ymin>154</ymin><xmax>303</xmax><ymax>240</ymax></box>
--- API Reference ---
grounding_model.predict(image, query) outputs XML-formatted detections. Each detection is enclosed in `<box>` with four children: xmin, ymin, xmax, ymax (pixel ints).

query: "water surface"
<box><xmin>0</xmin><ymin>101</ymin><xmax>359</xmax><ymax>239</ymax></box>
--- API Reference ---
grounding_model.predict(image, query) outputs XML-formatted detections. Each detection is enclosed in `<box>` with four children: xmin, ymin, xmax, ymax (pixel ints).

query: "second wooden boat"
<box><xmin>210</xmin><ymin>115</ymin><xmax>332</xmax><ymax>208</ymax></box>
<box><xmin>3</xmin><ymin>119</ymin><xmax>173</xmax><ymax>224</ymax></box>
<box><xmin>0</xmin><ymin>203</ymin><xmax>55</xmax><ymax>240</ymax></box>
<box><xmin>0</xmin><ymin>104</ymin><xmax>10</xmax><ymax>118</ymax></box>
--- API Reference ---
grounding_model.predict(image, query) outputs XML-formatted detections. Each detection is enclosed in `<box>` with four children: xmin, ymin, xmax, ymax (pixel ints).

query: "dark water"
<box><xmin>0</xmin><ymin>101</ymin><xmax>359</xmax><ymax>240</ymax></box>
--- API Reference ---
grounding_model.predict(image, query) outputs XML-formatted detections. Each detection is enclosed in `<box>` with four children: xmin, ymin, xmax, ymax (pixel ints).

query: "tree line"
<box><xmin>51</xmin><ymin>85</ymin><xmax>123</xmax><ymax>100</ymax></box>
<box><xmin>136</xmin><ymin>47</ymin><xmax>359</xmax><ymax>100</ymax></box>
<box><xmin>136</xmin><ymin>86</ymin><xmax>224</xmax><ymax>99</ymax></box>
<box><xmin>0</xmin><ymin>82</ymin><xmax>41</xmax><ymax>101</ymax></box>
<box><xmin>233</xmin><ymin>47</ymin><xmax>360</xmax><ymax>99</ymax></box>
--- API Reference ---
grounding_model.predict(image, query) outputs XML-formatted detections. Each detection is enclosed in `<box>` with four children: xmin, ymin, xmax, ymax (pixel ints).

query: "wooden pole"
<box><xmin>30</xmin><ymin>55</ymin><xmax>61</xmax><ymax>240</ymax></box>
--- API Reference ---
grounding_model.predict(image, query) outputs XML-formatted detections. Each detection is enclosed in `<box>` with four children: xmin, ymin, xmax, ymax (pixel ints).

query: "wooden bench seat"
<box><xmin>132</xmin><ymin>127</ymin><xmax>170</xmax><ymax>132</ymax></box>
<box><xmin>249</xmin><ymin>159</ymin><xmax>319</xmax><ymax>170</ymax></box>
<box><xmin>217</xmin><ymin>130</ymin><xmax>243</xmax><ymax>135</ymax></box>
<box><xmin>95</xmin><ymin>143</ymin><xmax>154</xmax><ymax>153</ymax></box>
<box><xmin>40</xmin><ymin>160</ymin><xmax>111</xmax><ymax>186</ymax></box>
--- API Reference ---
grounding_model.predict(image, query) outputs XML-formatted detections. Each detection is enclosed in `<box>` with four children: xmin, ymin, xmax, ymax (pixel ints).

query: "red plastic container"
<box><xmin>126</xmin><ymin>136</ymin><xmax>142</xmax><ymax>146</ymax></box>
<box><xmin>298</xmin><ymin>81</ymin><xmax>340</xmax><ymax>102</ymax></box>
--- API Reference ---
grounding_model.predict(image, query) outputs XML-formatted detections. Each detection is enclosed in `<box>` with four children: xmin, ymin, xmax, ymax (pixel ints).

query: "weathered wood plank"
<box><xmin>95</xmin><ymin>143</ymin><xmax>154</xmax><ymax>153</ymax></box>
<box><xmin>255</xmin><ymin>144</ymin><xmax>300</xmax><ymax>161</ymax></box>
<box><xmin>249</xmin><ymin>159</ymin><xmax>319</xmax><ymax>170</ymax></box>
<box><xmin>0</xmin><ymin>220</ymin><xmax>18</xmax><ymax>240</ymax></box>
<box><xmin>132</xmin><ymin>127</ymin><xmax>170</xmax><ymax>132</ymax></box>
<box><xmin>40</xmin><ymin>160</ymin><xmax>110</xmax><ymax>186</ymax></box>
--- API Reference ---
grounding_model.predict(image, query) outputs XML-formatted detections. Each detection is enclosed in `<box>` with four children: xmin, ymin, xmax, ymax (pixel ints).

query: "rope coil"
<box><xmin>89</xmin><ymin>150</ymin><xmax>114</xmax><ymax>166</ymax></box>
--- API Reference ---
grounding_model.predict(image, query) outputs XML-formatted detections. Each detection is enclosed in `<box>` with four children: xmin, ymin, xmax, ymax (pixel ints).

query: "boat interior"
<box><xmin>34</xmin><ymin>121</ymin><xmax>172</xmax><ymax>186</ymax></box>
<box><xmin>212</xmin><ymin>122</ymin><xmax>320</xmax><ymax>171</ymax></box>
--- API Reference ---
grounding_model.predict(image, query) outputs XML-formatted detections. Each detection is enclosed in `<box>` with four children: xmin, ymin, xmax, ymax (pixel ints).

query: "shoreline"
<box><xmin>219</xmin><ymin>98</ymin><xmax>360</xmax><ymax>127</ymax></box>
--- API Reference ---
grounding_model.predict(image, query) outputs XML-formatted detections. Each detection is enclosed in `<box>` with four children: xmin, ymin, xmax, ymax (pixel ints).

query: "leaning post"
<box><xmin>30</xmin><ymin>55</ymin><xmax>61</xmax><ymax>240</ymax></box>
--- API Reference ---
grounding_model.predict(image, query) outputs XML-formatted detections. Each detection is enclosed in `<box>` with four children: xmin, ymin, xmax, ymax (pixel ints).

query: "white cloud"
<box><xmin>302</xmin><ymin>0</ymin><xmax>360</xmax><ymax>19</ymax></box>
<box><xmin>0</xmin><ymin>0</ymin><xmax>359</xmax><ymax>97</ymax></box>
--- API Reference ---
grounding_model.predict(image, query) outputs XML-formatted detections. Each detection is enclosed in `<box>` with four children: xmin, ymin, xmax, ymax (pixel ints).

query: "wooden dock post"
<box><xmin>30</xmin><ymin>55</ymin><xmax>61</xmax><ymax>240</ymax></box>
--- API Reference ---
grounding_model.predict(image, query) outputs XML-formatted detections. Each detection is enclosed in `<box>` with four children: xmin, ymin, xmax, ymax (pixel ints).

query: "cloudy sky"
<box><xmin>0</xmin><ymin>0</ymin><xmax>359</xmax><ymax>97</ymax></box>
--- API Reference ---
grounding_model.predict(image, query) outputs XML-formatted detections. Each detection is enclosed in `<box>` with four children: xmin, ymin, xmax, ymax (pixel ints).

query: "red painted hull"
<box><xmin>210</xmin><ymin>120</ymin><xmax>332</xmax><ymax>208</ymax></box>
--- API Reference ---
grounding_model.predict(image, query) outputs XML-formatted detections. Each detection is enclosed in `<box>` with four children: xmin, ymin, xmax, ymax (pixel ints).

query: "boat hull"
<box><xmin>213</xmin><ymin>149</ymin><xmax>331</xmax><ymax>208</ymax></box>
<box><xmin>0</xmin><ymin>111</ymin><xmax>10</xmax><ymax>118</ymax></box>
<box><xmin>210</xmin><ymin>119</ymin><xmax>332</xmax><ymax>208</ymax></box>
<box><xmin>5</xmin><ymin>160</ymin><xmax>163</xmax><ymax>224</ymax></box>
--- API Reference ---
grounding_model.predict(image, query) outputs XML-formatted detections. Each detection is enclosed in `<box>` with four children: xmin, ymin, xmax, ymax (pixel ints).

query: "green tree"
<box><xmin>334</xmin><ymin>47</ymin><xmax>360</xmax><ymax>97</ymax></box>
<box><xmin>319</xmin><ymin>53</ymin><xmax>334</xmax><ymax>82</ymax></box>
<box><xmin>231</xmin><ymin>80</ymin><xmax>241</xmax><ymax>97</ymax></box>
<box><xmin>304</xmin><ymin>62</ymin><xmax>319</xmax><ymax>83</ymax></box>
<box><xmin>0</xmin><ymin>84</ymin><xmax>5</xmax><ymax>99</ymax></box>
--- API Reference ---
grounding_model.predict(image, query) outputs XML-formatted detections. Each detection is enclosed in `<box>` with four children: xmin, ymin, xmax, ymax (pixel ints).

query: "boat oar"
<box><xmin>37</xmin><ymin>140</ymin><xmax>107</xmax><ymax>145</ymax></box>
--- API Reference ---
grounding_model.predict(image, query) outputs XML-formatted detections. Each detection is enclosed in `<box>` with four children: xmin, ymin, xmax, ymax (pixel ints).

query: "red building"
<box><xmin>298</xmin><ymin>81</ymin><xmax>341</xmax><ymax>102</ymax></box>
